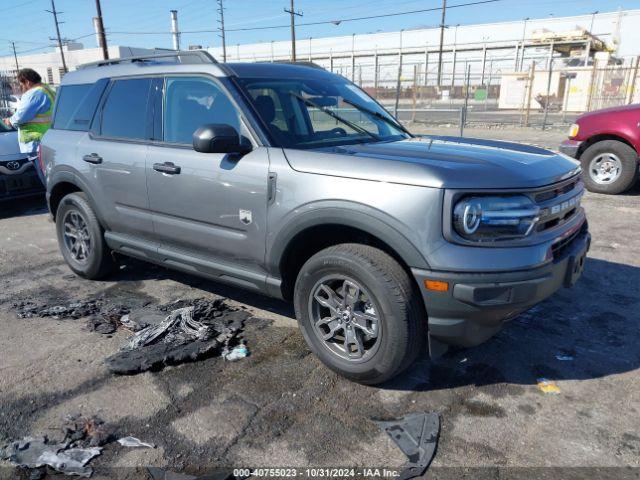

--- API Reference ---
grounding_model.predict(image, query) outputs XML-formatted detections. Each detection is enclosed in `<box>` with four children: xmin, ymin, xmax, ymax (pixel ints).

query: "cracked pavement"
<box><xmin>1</xmin><ymin>141</ymin><xmax>639</xmax><ymax>477</ymax></box>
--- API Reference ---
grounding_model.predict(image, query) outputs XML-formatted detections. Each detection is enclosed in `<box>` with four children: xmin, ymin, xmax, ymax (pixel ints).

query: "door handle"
<box><xmin>153</xmin><ymin>162</ymin><xmax>181</xmax><ymax>175</ymax></box>
<box><xmin>82</xmin><ymin>153</ymin><xmax>102</xmax><ymax>164</ymax></box>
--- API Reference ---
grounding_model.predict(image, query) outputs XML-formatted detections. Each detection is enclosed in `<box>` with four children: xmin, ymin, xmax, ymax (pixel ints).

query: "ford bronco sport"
<box><xmin>42</xmin><ymin>52</ymin><xmax>590</xmax><ymax>384</ymax></box>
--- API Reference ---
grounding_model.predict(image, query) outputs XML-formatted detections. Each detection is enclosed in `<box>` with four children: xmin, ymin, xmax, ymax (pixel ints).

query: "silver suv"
<box><xmin>42</xmin><ymin>52</ymin><xmax>590</xmax><ymax>384</ymax></box>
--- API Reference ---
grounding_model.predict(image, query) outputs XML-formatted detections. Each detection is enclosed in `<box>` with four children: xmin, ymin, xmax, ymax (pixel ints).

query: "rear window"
<box><xmin>100</xmin><ymin>78</ymin><xmax>151</xmax><ymax>140</ymax></box>
<box><xmin>53</xmin><ymin>80</ymin><xmax>106</xmax><ymax>131</ymax></box>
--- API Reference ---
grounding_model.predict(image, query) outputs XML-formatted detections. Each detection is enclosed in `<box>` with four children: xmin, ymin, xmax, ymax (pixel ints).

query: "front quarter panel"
<box><xmin>265</xmin><ymin>147</ymin><xmax>443</xmax><ymax>274</ymax></box>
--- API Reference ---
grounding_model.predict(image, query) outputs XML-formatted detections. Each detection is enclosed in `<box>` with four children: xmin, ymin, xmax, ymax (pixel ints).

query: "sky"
<box><xmin>0</xmin><ymin>0</ymin><xmax>639</xmax><ymax>57</ymax></box>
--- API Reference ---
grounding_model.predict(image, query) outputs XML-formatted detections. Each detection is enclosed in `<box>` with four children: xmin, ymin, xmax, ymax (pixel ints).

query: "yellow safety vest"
<box><xmin>19</xmin><ymin>84</ymin><xmax>56</xmax><ymax>144</ymax></box>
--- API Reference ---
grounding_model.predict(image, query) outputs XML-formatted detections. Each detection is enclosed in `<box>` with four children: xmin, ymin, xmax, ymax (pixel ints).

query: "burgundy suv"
<box><xmin>560</xmin><ymin>104</ymin><xmax>640</xmax><ymax>194</ymax></box>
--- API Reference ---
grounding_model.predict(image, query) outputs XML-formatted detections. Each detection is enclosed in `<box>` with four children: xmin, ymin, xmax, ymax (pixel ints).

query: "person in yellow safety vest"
<box><xmin>2</xmin><ymin>68</ymin><xmax>56</xmax><ymax>186</ymax></box>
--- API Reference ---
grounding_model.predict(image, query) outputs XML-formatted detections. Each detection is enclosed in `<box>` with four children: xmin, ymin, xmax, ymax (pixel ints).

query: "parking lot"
<box><xmin>1</xmin><ymin>128</ymin><xmax>639</xmax><ymax>479</ymax></box>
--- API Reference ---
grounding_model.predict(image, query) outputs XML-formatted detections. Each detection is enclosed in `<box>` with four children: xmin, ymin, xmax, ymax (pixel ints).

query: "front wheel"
<box><xmin>293</xmin><ymin>244</ymin><xmax>426</xmax><ymax>385</ymax></box>
<box><xmin>580</xmin><ymin>140</ymin><xmax>638</xmax><ymax>194</ymax></box>
<box><xmin>56</xmin><ymin>192</ymin><xmax>116</xmax><ymax>279</ymax></box>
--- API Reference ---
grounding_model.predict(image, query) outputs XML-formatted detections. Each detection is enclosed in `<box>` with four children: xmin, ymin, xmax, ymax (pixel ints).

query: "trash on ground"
<box><xmin>117</xmin><ymin>436</ymin><xmax>156</xmax><ymax>449</ymax></box>
<box><xmin>86</xmin><ymin>305</ymin><xmax>130</xmax><ymax>335</ymax></box>
<box><xmin>104</xmin><ymin>298</ymin><xmax>250</xmax><ymax>375</ymax></box>
<box><xmin>62</xmin><ymin>414</ymin><xmax>115</xmax><ymax>447</ymax></box>
<box><xmin>374</xmin><ymin>412</ymin><xmax>440</xmax><ymax>480</ymax></box>
<box><xmin>555</xmin><ymin>353</ymin><xmax>574</xmax><ymax>361</ymax></box>
<box><xmin>537</xmin><ymin>378</ymin><xmax>561</xmax><ymax>395</ymax></box>
<box><xmin>0</xmin><ymin>435</ymin><xmax>101</xmax><ymax>478</ymax></box>
<box><xmin>223</xmin><ymin>341</ymin><xmax>249</xmax><ymax>361</ymax></box>
<box><xmin>120</xmin><ymin>309</ymin><xmax>167</xmax><ymax>332</ymax></box>
<box><xmin>14</xmin><ymin>299</ymin><xmax>102</xmax><ymax>320</ymax></box>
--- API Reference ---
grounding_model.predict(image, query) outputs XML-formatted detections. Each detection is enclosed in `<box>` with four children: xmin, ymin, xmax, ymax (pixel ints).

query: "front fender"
<box><xmin>267</xmin><ymin>201</ymin><xmax>431</xmax><ymax>275</ymax></box>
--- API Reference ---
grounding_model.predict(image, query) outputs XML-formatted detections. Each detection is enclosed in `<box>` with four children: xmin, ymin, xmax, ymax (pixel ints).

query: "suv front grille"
<box><xmin>533</xmin><ymin>177</ymin><xmax>583</xmax><ymax>234</ymax></box>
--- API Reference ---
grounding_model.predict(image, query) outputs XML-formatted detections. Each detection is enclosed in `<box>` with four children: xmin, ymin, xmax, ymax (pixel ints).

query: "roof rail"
<box><xmin>270</xmin><ymin>60</ymin><xmax>325</xmax><ymax>70</ymax></box>
<box><xmin>78</xmin><ymin>50</ymin><xmax>220</xmax><ymax>70</ymax></box>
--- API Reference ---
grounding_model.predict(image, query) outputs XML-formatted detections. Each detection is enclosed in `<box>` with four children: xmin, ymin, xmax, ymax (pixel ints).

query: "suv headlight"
<box><xmin>568</xmin><ymin>123</ymin><xmax>579</xmax><ymax>138</ymax></box>
<box><xmin>453</xmin><ymin>195</ymin><xmax>540</xmax><ymax>242</ymax></box>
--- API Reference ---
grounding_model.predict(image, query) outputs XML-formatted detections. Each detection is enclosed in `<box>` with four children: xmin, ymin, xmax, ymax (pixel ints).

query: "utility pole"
<box><xmin>217</xmin><ymin>0</ymin><xmax>227</xmax><ymax>62</ymax></box>
<box><xmin>170</xmin><ymin>10</ymin><xmax>180</xmax><ymax>51</ymax></box>
<box><xmin>11</xmin><ymin>42</ymin><xmax>19</xmax><ymax>72</ymax></box>
<box><xmin>284</xmin><ymin>0</ymin><xmax>303</xmax><ymax>62</ymax></box>
<box><xmin>436</xmin><ymin>0</ymin><xmax>447</xmax><ymax>87</ymax></box>
<box><xmin>47</xmin><ymin>0</ymin><xmax>68</xmax><ymax>73</ymax></box>
<box><xmin>93</xmin><ymin>0</ymin><xmax>108</xmax><ymax>60</ymax></box>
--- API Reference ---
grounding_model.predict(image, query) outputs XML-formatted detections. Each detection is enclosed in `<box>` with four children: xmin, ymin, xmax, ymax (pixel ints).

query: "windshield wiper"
<box><xmin>341</xmin><ymin>98</ymin><xmax>413</xmax><ymax>137</ymax></box>
<box><xmin>289</xmin><ymin>91</ymin><xmax>381</xmax><ymax>142</ymax></box>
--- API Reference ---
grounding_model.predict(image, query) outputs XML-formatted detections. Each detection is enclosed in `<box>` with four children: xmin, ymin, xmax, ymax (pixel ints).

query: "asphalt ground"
<box><xmin>1</xmin><ymin>128</ymin><xmax>639</xmax><ymax>479</ymax></box>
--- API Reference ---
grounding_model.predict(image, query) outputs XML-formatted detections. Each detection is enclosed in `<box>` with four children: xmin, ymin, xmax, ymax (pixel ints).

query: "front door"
<box><xmin>146</xmin><ymin>75</ymin><xmax>269</xmax><ymax>274</ymax></box>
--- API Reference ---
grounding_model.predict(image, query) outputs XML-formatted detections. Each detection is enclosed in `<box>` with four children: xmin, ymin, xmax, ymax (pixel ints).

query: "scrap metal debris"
<box><xmin>14</xmin><ymin>299</ymin><xmax>102</xmax><ymax>320</ymax></box>
<box><xmin>117</xmin><ymin>436</ymin><xmax>155</xmax><ymax>449</ymax></box>
<box><xmin>0</xmin><ymin>436</ymin><xmax>101</xmax><ymax>478</ymax></box>
<box><xmin>104</xmin><ymin>298</ymin><xmax>250</xmax><ymax>375</ymax></box>
<box><xmin>374</xmin><ymin>412</ymin><xmax>440</xmax><ymax>480</ymax></box>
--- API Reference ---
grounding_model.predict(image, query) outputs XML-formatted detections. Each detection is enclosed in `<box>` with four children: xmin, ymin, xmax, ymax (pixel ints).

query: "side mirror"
<box><xmin>192</xmin><ymin>124</ymin><xmax>252</xmax><ymax>155</ymax></box>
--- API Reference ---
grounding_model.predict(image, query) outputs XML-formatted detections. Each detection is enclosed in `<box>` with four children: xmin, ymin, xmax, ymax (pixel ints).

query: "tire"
<box><xmin>293</xmin><ymin>243</ymin><xmax>426</xmax><ymax>385</ymax></box>
<box><xmin>55</xmin><ymin>192</ymin><xmax>115</xmax><ymax>279</ymax></box>
<box><xmin>580</xmin><ymin>140</ymin><xmax>638</xmax><ymax>194</ymax></box>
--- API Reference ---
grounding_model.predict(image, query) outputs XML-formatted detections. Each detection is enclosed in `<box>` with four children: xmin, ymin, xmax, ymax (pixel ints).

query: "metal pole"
<box><xmin>519</xmin><ymin>18</ymin><xmax>529</xmax><ymax>70</ymax></box>
<box><xmin>94</xmin><ymin>0</ymin><xmax>108</xmax><ymax>59</ymax></box>
<box><xmin>628</xmin><ymin>56</ymin><xmax>640</xmax><ymax>104</ymax></box>
<box><xmin>284</xmin><ymin>0</ymin><xmax>303</xmax><ymax>62</ymax></box>
<box><xmin>374</xmin><ymin>50</ymin><xmax>379</xmax><ymax>91</ymax></box>
<box><xmin>170</xmin><ymin>10</ymin><xmax>180</xmax><ymax>51</ymax></box>
<box><xmin>450</xmin><ymin>25</ymin><xmax>458</xmax><ymax>89</ymax></box>
<box><xmin>47</xmin><ymin>0</ymin><xmax>68</xmax><ymax>73</ymax></box>
<box><xmin>424</xmin><ymin>48</ymin><xmax>429</xmax><ymax>87</ymax></box>
<box><xmin>480</xmin><ymin>43</ymin><xmax>487</xmax><ymax>85</ymax></box>
<box><xmin>436</xmin><ymin>0</ymin><xmax>446</xmax><ymax>87</ymax></box>
<box><xmin>11</xmin><ymin>42</ymin><xmax>19</xmax><ymax>71</ymax></box>
<box><xmin>542</xmin><ymin>58</ymin><xmax>553</xmax><ymax>130</ymax></box>
<box><xmin>394</xmin><ymin>31</ymin><xmax>403</xmax><ymax>117</ymax></box>
<box><xmin>217</xmin><ymin>0</ymin><xmax>227</xmax><ymax>62</ymax></box>
<box><xmin>308</xmin><ymin>37</ymin><xmax>312</xmax><ymax>62</ymax></box>
<box><xmin>351</xmin><ymin>33</ymin><xmax>355</xmax><ymax>81</ymax></box>
<box><xmin>523</xmin><ymin>61</ymin><xmax>536</xmax><ymax>127</ymax></box>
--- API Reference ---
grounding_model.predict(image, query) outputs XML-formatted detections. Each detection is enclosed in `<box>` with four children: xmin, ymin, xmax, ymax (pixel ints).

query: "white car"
<box><xmin>0</xmin><ymin>122</ymin><xmax>44</xmax><ymax>201</ymax></box>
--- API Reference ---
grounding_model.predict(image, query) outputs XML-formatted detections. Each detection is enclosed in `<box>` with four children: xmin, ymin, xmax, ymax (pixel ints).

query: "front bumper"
<box><xmin>412</xmin><ymin>227</ymin><xmax>590</xmax><ymax>347</ymax></box>
<box><xmin>559</xmin><ymin>139</ymin><xmax>582</xmax><ymax>158</ymax></box>
<box><xmin>0</xmin><ymin>164</ymin><xmax>44</xmax><ymax>202</ymax></box>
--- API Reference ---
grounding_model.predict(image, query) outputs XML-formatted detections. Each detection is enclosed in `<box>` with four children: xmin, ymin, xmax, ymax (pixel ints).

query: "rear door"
<box><xmin>76</xmin><ymin>77</ymin><xmax>155</xmax><ymax>238</ymax></box>
<box><xmin>146</xmin><ymin>75</ymin><xmax>269</xmax><ymax>274</ymax></box>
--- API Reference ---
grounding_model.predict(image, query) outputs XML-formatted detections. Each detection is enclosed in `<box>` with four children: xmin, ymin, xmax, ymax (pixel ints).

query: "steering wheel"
<box><xmin>330</xmin><ymin>127</ymin><xmax>348</xmax><ymax>137</ymax></box>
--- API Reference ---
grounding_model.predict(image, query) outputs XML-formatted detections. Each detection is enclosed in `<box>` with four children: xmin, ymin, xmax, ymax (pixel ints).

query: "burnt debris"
<box><xmin>105</xmin><ymin>299</ymin><xmax>250</xmax><ymax>375</ymax></box>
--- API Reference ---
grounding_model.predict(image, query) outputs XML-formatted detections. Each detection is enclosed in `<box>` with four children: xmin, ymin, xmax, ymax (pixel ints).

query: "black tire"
<box><xmin>55</xmin><ymin>192</ymin><xmax>115</xmax><ymax>279</ymax></box>
<box><xmin>580</xmin><ymin>140</ymin><xmax>638</xmax><ymax>194</ymax></box>
<box><xmin>293</xmin><ymin>243</ymin><xmax>426</xmax><ymax>385</ymax></box>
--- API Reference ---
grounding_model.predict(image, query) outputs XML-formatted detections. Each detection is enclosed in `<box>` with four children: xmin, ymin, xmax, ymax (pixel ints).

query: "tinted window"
<box><xmin>53</xmin><ymin>80</ymin><xmax>107</xmax><ymax>131</ymax></box>
<box><xmin>101</xmin><ymin>78</ymin><xmax>151</xmax><ymax>139</ymax></box>
<box><xmin>164</xmin><ymin>77</ymin><xmax>239</xmax><ymax>144</ymax></box>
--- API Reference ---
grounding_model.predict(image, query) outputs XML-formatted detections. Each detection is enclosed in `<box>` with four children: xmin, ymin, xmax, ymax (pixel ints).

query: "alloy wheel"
<box><xmin>62</xmin><ymin>210</ymin><xmax>92</xmax><ymax>263</ymax></box>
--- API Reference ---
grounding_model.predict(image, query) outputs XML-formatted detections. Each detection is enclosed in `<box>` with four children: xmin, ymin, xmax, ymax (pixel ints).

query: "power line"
<box><xmin>284</xmin><ymin>0</ymin><xmax>303</xmax><ymax>61</ymax></box>
<box><xmin>46</xmin><ymin>0</ymin><xmax>68</xmax><ymax>72</ymax></box>
<box><xmin>105</xmin><ymin>0</ymin><xmax>500</xmax><ymax>35</ymax></box>
<box><xmin>217</xmin><ymin>0</ymin><xmax>227</xmax><ymax>62</ymax></box>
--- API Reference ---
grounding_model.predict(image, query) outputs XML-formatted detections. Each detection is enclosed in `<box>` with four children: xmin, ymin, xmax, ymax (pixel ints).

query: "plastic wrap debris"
<box><xmin>117</xmin><ymin>437</ymin><xmax>156</xmax><ymax>449</ymax></box>
<box><xmin>14</xmin><ymin>300</ymin><xmax>102</xmax><ymax>320</ymax></box>
<box><xmin>104</xmin><ymin>299</ymin><xmax>250</xmax><ymax>375</ymax></box>
<box><xmin>223</xmin><ymin>341</ymin><xmax>249</xmax><ymax>361</ymax></box>
<box><xmin>537</xmin><ymin>378</ymin><xmax>561</xmax><ymax>395</ymax></box>
<box><xmin>374</xmin><ymin>412</ymin><xmax>440</xmax><ymax>480</ymax></box>
<box><xmin>0</xmin><ymin>435</ymin><xmax>101</xmax><ymax>478</ymax></box>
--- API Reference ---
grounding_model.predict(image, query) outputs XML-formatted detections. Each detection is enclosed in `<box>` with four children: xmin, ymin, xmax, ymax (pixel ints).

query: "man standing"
<box><xmin>2</xmin><ymin>68</ymin><xmax>56</xmax><ymax>185</ymax></box>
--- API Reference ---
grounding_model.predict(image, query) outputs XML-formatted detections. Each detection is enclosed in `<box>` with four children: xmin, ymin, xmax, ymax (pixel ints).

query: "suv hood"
<box><xmin>284</xmin><ymin>136</ymin><xmax>580</xmax><ymax>189</ymax></box>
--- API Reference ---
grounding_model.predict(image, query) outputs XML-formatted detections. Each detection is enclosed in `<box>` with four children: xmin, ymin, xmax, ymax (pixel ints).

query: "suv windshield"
<box><xmin>236</xmin><ymin>75</ymin><xmax>409</xmax><ymax>149</ymax></box>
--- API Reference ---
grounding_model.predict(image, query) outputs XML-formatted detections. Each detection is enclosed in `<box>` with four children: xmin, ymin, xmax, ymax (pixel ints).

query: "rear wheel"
<box><xmin>293</xmin><ymin>243</ymin><xmax>426</xmax><ymax>385</ymax></box>
<box><xmin>56</xmin><ymin>192</ymin><xmax>115</xmax><ymax>279</ymax></box>
<box><xmin>580</xmin><ymin>140</ymin><xmax>638</xmax><ymax>194</ymax></box>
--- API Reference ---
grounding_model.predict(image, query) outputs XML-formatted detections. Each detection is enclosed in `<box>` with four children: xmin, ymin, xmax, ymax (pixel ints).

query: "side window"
<box><xmin>163</xmin><ymin>76</ymin><xmax>240</xmax><ymax>144</ymax></box>
<box><xmin>53</xmin><ymin>79</ymin><xmax>108</xmax><ymax>131</ymax></box>
<box><xmin>100</xmin><ymin>78</ymin><xmax>151</xmax><ymax>139</ymax></box>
